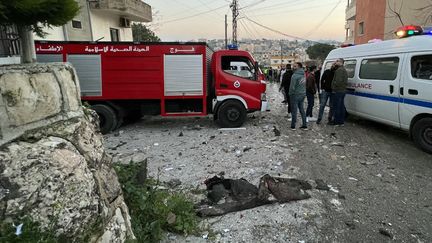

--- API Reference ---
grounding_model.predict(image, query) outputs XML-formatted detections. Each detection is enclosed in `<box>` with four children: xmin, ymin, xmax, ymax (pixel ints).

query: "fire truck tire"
<box><xmin>92</xmin><ymin>104</ymin><xmax>118</xmax><ymax>134</ymax></box>
<box><xmin>217</xmin><ymin>100</ymin><xmax>246</xmax><ymax>128</ymax></box>
<box><xmin>412</xmin><ymin>117</ymin><xmax>432</xmax><ymax>154</ymax></box>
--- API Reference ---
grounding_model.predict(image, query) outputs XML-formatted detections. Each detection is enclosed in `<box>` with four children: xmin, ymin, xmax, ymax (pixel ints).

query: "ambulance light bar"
<box><xmin>423</xmin><ymin>26</ymin><xmax>432</xmax><ymax>35</ymax></box>
<box><xmin>395</xmin><ymin>25</ymin><xmax>423</xmax><ymax>38</ymax></box>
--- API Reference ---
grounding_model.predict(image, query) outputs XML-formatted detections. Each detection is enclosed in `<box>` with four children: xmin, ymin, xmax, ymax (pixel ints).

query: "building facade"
<box><xmin>0</xmin><ymin>0</ymin><xmax>152</xmax><ymax>64</ymax></box>
<box><xmin>270</xmin><ymin>55</ymin><xmax>300</xmax><ymax>69</ymax></box>
<box><xmin>345</xmin><ymin>0</ymin><xmax>432</xmax><ymax>44</ymax></box>
<box><xmin>36</xmin><ymin>0</ymin><xmax>152</xmax><ymax>42</ymax></box>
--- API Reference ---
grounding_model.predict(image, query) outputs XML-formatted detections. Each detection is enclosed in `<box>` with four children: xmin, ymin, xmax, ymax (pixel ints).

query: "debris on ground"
<box><xmin>379</xmin><ymin>228</ymin><xmax>393</xmax><ymax>239</ymax></box>
<box><xmin>196</xmin><ymin>174</ymin><xmax>312</xmax><ymax>217</ymax></box>
<box><xmin>315</xmin><ymin>179</ymin><xmax>330</xmax><ymax>191</ymax></box>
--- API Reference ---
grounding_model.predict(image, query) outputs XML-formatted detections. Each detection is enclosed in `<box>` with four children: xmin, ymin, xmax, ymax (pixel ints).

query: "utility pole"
<box><xmin>225</xmin><ymin>14</ymin><xmax>228</xmax><ymax>49</ymax></box>
<box><xmin>230</xmin><ymin>0</ymin><xmax>239</xmax><ymax>45</ymax></box>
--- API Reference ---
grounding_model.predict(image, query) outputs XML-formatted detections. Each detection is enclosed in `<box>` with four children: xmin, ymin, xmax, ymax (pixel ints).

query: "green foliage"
<box><xmin>0</xmin><ymin>0</ymin><xmax>80</xmax><ymax>37</ymax></box>
<box><xmin>0</xmin><ymin>216</ymin><xmax>58</xmax><ymax>243</ymax></box>
<box><xmin>306</xmin><ymin>43</ymin><xmax>336</xmax><ymax>61</ymax></box>
<box><xmin>114</xmin><ymin>162</ymin><xmax>199</xmax><ymax>242</ymax></box>
<box><xmin>132</xmin><ymin>23</ymin><xmax>161</xmax><ymax>42</ymax></box>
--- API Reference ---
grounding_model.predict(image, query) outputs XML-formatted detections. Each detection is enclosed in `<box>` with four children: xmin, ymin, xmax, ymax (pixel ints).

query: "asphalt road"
<box><xmin>105</xmin><ymin>82</ymin><xmax>432</xmax><ymax>242</ymax></box>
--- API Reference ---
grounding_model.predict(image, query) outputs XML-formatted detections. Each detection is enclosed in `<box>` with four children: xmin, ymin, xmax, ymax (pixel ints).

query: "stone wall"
<box><xmin>0</xmin><ymin>63</ymin><xmax>134</xmax><ymax>242</ymax></box>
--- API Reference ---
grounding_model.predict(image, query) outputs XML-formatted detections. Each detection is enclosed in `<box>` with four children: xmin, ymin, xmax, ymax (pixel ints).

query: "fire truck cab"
<box><xmin>35</xmin><ymin>41</ymin><xmax>267</xmax><ymax>133</ymax></box>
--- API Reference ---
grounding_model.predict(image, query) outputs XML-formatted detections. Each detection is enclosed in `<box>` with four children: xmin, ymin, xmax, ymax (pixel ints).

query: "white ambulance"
<box><xmin>323</xmin><ymin>25</ymin><xmax>432</xmax><ymax>153</ymax></box>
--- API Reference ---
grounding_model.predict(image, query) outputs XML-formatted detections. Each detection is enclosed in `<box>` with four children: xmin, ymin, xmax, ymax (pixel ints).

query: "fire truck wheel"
<box><xmin>217</xmin><ymin>100</ymin><xmax>246</xmax><ymax>128</ymax></box>
<box><xmin>92</xmin><ymin>104</ymin><xmax>118</xmax><ymax>134</ymax></box>
<box><xmin>412</xmin><ymin>117</ymin><xmax>432</xmax><ymax>154</ymax></box>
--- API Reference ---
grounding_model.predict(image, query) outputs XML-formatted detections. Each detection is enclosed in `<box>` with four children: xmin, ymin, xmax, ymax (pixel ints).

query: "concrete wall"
<box><xmin>384</xmin><ymin>0</ymin><xmax>432</xmax><ymax>40</ymax></box>
<box><xmin>0</xmin><ymin>63</ymin><xmax>135</xmax><ymax>242</ymax></box>
<box><xmin>354</xmin><ymin>0</ymin><xmax>386</xmax><ymax>44</ymax></box>
<box><xmin>0</xmin><ymin>57</ymin><xmax>20</xmax><ymax>65</ymax></box>
<box><xmin>0</xmin><ymin>63</ymin><xmax>82</xmax><ymax>144</ymax></box>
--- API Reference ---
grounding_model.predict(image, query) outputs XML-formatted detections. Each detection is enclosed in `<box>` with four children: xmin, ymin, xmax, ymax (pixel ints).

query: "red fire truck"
<box><xmin>35</xmin><ymin>41</ymin><xmax>268</xmax><ymax>133</ymax></box>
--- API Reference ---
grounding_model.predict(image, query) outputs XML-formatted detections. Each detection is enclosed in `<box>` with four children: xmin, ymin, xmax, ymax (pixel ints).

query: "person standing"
<box><xmin>317</xmin><ymin>63</ymin><xmax>336</xmax><ymax>124</ymax></box>
<box><xmin>289</xmin><ymin>62</ymin><xmax>308</xmax><ymax>130</ymax></box>
<box><xmin>278</xmin><ymin>65</ymin><xmax>287</xmax><ymax>102</ymax></box>
<box><xmin>314</xmin><ymin>65</ymin><xmax>322</xmax><ymax>104</ymax></box>
<box><xmin>279</xmin><ymin>65</ymin><xmax>286</xmax><ymax>83</ymax></box>
<box><xmin>331</xmin><ymin>58</ymin><xmax>348</xmax><ymax>126</ymax></box>
<box><xmin>279</xmin><ymin>64</ymin><xmax>293</xmax><ymax>110</ymax></box>
<box><xmin>314</xmin><ymin>65</ymin><xmax>322</xmax><ymax>91</ymax></box>
<box><xmin>306</xmin><ymin>66</ymin><xmax>317</xmax><ymax>121</ymax></box>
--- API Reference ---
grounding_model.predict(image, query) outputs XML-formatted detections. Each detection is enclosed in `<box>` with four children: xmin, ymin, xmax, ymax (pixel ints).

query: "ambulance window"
<box><xmin>411</xmin><ymin>55</ymin><xmax>432</xmax><ymax>80</ymax></box>
<box><xmin>344</xmin><ymin>60</ymin><xmax>356</xmax><ymax>78</ymax></box>
<box><xmin>359</xmin><ymin>57</ymin><xmax>399</xmax><ymax>80</ymax></box>
<box><xmin>222</xmin><ymin>56</ymin><xmax>256</xmax><ymax>80</ymax></box>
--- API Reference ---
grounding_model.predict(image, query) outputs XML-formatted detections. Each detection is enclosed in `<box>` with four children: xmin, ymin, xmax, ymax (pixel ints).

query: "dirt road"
<box><xmin>105</xmin><ymin>83</ymin><xmax>432</xmax><ymax>242</ymax></box>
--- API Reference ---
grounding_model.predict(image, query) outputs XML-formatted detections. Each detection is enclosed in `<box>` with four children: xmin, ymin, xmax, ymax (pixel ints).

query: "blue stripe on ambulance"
<box><xmin>346</xmin><ymin>91</ymin><xmax>432</xmax><ymax>109</ymax></box>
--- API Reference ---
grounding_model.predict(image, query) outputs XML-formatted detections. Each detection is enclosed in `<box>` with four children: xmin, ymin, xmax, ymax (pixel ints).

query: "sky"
<box><xmin>144</xmin><ymin>0</ymin><xmax>347</xmax><ymax>42</ymax></box>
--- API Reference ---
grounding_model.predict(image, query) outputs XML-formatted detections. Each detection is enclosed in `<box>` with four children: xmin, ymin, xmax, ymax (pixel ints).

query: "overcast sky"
<box><xmin>145</xmin><ymin>0</ymin><xmax>347</xmax><ymax>42</ymax></box>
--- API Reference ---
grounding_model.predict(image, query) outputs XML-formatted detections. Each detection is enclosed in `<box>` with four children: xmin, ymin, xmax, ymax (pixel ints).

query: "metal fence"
<box><xmin>0</xmin><ymin>25</ymin><xmax>20</xmax><ymax>57</ymax></box>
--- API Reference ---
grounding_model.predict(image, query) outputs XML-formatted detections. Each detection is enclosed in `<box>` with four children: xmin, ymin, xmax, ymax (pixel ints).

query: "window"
<box><xmin>72</xmin><ymin>20</ymin><xmax>82</xmax><ymax>29</ymax></box>
<box><xmin>222</xmin><ymin>56</ymin><xmax>256</xmax><ymax>80</ymax></box>
<box><xmin>344</xmin><ymin>60</ymin><xmax>357</xmax><ymax>78</ymax></box>
<box><xmin>411</xmin><ymin>55</ymin><xmax>432</xmax><ymax>80</ymax></box>
<box><xmin>359</xmin><ymin>57</ymin><xmax>399</xmax><ymax>80</ymax></box>
<box><xmin>110</xmin><ymin>28</ymin><xmax>120</xmax><ymax>42</ymax></box>
<box><xmin>358</xmin><ymin>22</ymin><xmax>364</xmax><ymax>35</ymax></box>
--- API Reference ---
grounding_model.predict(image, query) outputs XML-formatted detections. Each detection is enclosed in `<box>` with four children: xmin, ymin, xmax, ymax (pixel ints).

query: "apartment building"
<box><xmin>270</xmin><ymin>54</ymin><xmax>300</xmax><ymax>69</ymax></box>
<box><xmin>345</xmin><ymin>0</ymin><xmax>432</xmax><ymax>44</ymax></box>
<box><xmin>36</xmin><ymin>0</ymin><xmax>152</xmax><ymax>42</ymax></box>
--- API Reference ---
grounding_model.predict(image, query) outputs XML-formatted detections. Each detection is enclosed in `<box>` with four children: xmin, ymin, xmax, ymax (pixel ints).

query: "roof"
<box><xmin>326</xmin><ymin>35</ymin><xmax>432</xmax><ymax>60</ymax></box>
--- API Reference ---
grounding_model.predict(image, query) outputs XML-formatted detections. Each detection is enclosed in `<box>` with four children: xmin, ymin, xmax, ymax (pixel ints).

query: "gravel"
<box><xmin>105</xmin><ymin>82</ymin><xmax>432</xmax><ymax>242</ymax></box>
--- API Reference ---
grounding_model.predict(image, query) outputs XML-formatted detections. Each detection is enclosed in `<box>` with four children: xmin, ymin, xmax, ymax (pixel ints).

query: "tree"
<box><xmin>306</xmin><ymin>43</ymin><xmax>335</xmax><ymax>62</ymax></box>
<box><xmin>0</xmin><ymin>0</ymin><xmax>79</xmax><ymax>63</ymax></box>
<box><xmin>132</xmin><ymin>23</ymin><xmax>160</xmax><ymax>42</ymax></box>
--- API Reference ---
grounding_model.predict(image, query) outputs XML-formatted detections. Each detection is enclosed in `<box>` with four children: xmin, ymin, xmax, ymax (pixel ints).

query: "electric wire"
<box><xmin>243</xmin><ymin>15</ymin><xmax>324</xmax><ymax>43</ymax></box>
<box><xmin>303</xmin><ymin>0</ymin><xmax>343</xmax><ymax>37</ymax></box>
<box><xmin>251</xmin><ymin>1</ymin><xmax>340</xmax><ymax>17</ymax></box>
<box><xmin>160</xmin><ymin>4</ymin><xmax>229</xmax><ymax>24</ymax></box>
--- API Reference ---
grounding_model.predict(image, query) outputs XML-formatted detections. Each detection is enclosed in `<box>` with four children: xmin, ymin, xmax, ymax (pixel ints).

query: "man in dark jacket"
<box><xmin>317</xmin><ymin>63</ymin><xmax>336</xmax><ymax>124</ymax></box>
<box><xmin>331</xmin><ymin>58</ymin><xmax>348</xmax><ymax>126</ymax></box>
<box><xmin>279</xmin><ymin>64</ymin><xmax>293</xmax><ymax>112</ymax></box>
<box><xmin>306</xmin><ymin>66</ymin><xmax>317</xmax><ymax>120</ymax></box>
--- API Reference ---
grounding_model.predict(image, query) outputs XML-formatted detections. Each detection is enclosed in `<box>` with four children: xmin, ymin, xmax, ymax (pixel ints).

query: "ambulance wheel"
<box><xmin>92</xmin><ymin>104</ymin><xmax>118</xmax><ymax>134</ymax></box>
<box><xmin>217</xmin><ymin>100</ymin><xmax>246</xmax><ymax>128</ymax></box>
<box><xmin>412</xmin><ymin>117</ymin><xmax>432</xmax><ymax>154</ymax></box>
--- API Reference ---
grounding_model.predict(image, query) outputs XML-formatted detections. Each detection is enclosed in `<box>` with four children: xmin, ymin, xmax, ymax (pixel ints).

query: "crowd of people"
<box><xmin>278</xmin><ymin>58</ymin><xmax>348</xmax><ymax>130</ymax></box>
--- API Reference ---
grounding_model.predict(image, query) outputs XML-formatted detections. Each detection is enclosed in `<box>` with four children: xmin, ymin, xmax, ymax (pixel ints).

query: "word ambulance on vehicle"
<box><xmin>324</xmin><ymin>25</ymin><xmax>432</xmax><ymax>153</ymax></box>
<box><xmin>35</xmin><ymin>42</ymin><xmax>268</xmax><ymax>133</ymax></box>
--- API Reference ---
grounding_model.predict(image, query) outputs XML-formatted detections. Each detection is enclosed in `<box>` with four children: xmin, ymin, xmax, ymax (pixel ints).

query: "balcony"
<box><xmin>89</xmin><ymin>0</ymin><xmax>152</xmax><ymax>22</ymax></box>
<box><xmin>346</xmin><ymin>0</ymin><xmax>356</xmax><ymax>21</ymax></box>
